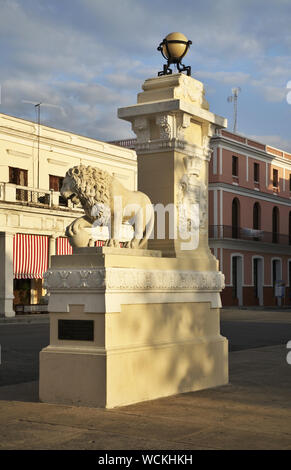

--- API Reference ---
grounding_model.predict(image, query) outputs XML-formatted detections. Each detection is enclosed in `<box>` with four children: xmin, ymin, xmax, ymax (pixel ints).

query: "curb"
<box><xmin>0</xmin><ymin>314</ymin><xmax>49</xmax><ymax>324</ymax></box>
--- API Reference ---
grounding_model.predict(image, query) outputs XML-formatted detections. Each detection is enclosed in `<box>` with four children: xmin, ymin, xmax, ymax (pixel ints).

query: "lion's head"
<box><xmin>61</xmin><ymin>164</ymin><xmax>113</xmax><ymax>219</ymax></box>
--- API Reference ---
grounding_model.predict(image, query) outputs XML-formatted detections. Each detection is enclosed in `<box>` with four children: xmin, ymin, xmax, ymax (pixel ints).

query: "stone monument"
<box><xmin>39</xmin><ymin>34</ymin><xmax>228</xmax><ymax>408</ymax></box>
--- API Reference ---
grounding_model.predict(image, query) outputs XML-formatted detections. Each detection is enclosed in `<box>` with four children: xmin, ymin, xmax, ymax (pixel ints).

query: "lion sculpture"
<box><xmin>61</xmin><ymin>164</ymin><xmax>154</xmax><ymax>249</ymax></box>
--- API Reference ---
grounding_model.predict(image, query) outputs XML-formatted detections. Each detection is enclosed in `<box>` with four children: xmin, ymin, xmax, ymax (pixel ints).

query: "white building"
<box><xmin>0</xmin><ymin>113</ymin><xmax>137</xmax><ymax>317</ymax></box>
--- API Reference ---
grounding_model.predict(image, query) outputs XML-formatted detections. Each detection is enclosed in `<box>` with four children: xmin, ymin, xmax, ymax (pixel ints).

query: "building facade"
<box><xmin>115</xmin><ymin>130</ymin><xmax>291</xmax><ymax>307</ymax></box>
<box><xmin>1</xmin><ymin>111</ymin><xmax>291</xmax><ymax>315</ymax></box>
<box><xmin>209</xmin><ymin>129</ymin><xmax>291</xmax><ymax>307</ymax></box>
<box><xmin>0</xmin><ymin>113</ymin><xmax>137</xmax><ymax>317</ymax></box>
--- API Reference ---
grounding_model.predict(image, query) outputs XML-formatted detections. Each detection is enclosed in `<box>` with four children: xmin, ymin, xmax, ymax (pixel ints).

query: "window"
<box><xmin>49</xmin><ymin>175</ymin><xmax>66</xmax><ymax>206</ymax></box>
<box><xmin>49</xmin><ymin>175</ymin><xmax>64</xmax><ymax>192</ymax></box>
<box><xmin>232</xmin><ymin>156</ymin><xmax>238</xmax><ymax>177</ymax></box>
<box><xmin>9</xmin><ymin>167</ymin><xmax>28</xmax><ymax>202</ymax></box>
<box><xmin>9</xmin><ymin>167</ymin><xmax>28</xmax><ymax>186</ymax></box>
<box><xmin>254</xmin><ymin>163</ymin><xmax>260</xmax><ymax>183</ymax></box>
<box><xmin>273</xmin><ymin>169</ymin><xmax>278</xmax><ymax>188</ymax></box>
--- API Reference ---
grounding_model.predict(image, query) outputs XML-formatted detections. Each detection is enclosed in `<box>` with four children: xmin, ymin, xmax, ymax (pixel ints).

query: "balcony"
<box><xmin>0</xmin><ymin>182</ymin><xmax>81</xmax><ymax>212</ymax></box>
<box><xmin>209</xmin><ymin>225</ymin><xmax>290</xmax><ymax>246</ymax></box>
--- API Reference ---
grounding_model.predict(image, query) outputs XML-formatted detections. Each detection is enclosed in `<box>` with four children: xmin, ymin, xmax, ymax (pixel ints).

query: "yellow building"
<box><xmin>0</xmin><ymin>113</ymin><xmax>137</xmax><ymax>317</ymax></box>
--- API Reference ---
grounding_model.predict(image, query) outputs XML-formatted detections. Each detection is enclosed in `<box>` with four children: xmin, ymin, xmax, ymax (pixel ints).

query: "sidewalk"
<box><xmin>0</xmin><ymin>343</ymin><xmax>291</xmax><ymax>450</ymax></box>
<box><xmin>221</xmin><ymin>307</ymin><xmax>291</xmax><ymax>323</ymax></box>
<box><xmin>2</xmin><ymin>307</ymin><xmax>291</xmax><ymax>325</ymax></box>
<box><xmin>0</xmin><ymin>314</ymin><xmax>49</xmax><ymax>324</ymax></box>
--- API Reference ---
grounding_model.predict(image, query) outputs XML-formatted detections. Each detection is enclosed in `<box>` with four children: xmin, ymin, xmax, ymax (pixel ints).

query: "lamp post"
<box><xmin>157</xmin><ymin>32</ymin><xmax>192</xmax><ymax>76</ymax></box>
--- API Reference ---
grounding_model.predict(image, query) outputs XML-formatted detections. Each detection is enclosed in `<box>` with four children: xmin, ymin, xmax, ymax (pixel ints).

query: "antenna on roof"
<box><xmin>227</xmin><ymin>87</ymin><xmax>241</xmax><ymax>133</ymax></box>
<box><xmin>22</xmin><ymin>100</ymin><xmax>66</xmax><ymax>117</ymax></box>
<box><xmin>22</xmin><ymin>101</ymin><xmax>66</xmax><ymax>188</ymax></box>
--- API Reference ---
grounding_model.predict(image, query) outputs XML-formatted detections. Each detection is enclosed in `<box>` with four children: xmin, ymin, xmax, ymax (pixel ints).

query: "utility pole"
<box><xmin>227</xmin><ymin>87</ymin><xmax>241</xmax><ymax>133</ymax></box>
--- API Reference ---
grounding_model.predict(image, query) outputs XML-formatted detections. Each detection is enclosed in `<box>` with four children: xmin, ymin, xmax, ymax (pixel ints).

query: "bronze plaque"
<box><xmin>58</xmin><ymin>319</ymin><xmax>94</xmax><ymax>341</ymax></box>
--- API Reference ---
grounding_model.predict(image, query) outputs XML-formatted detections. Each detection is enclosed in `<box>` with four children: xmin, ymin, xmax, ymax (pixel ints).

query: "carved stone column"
<box><xmin>118</xmin><ymin>73</ymin><xmax>227</xmax><ymax>269</ymax></box>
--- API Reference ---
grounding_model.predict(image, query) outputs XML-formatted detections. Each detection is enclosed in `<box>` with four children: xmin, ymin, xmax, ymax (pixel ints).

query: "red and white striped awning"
<box><xmin>95</xmin><ymin>240</ymin><xmax>105</xmax><ymax>247</ymax></box>
<box><xmin>13</xmin><ymin>234</ymin><xmax>49</xmax><ymax>279</ymax></box>
<box><xmin>56</xmin><ymin>238</ymin><xmax>106</xmax><ymax>253</ymax></box>
<box><xmin>94</xmin><ymin>241</ymin><xmax>125</xmax><ymax>247</ymax></box>
<box><xmin>56</xmin><ymin>237</ymin><xmax>73</xmax><ymax>255</ymax></box>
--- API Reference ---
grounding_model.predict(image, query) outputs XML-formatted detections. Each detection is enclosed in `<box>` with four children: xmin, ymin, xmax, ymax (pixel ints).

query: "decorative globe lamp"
<box><xmin>157</xmin><ymin>32</ymin><xmax>192</xmax><ymax>76</ymax></box>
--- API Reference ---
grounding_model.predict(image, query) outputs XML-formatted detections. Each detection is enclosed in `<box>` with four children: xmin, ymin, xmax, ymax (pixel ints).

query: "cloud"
<box><xmin>196</xmin><ymin>71</ymin><xmax>250</xmax><ymax>86</ymax></box>
<box><xmin>0</xmin><ymin>0</ymin><xmax>291</xmax><ymax>144</ymax></box>
<box><xmin>250</xmin><ymin>80</ymin><xmax>287</xmax><ymax>103</ymax></box>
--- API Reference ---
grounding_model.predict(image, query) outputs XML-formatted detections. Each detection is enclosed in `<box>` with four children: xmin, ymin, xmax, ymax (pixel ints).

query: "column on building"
<box><xmin>49</xmin><ymin>235</ymin><xmax>56</xmax><ymax>267</ymax></box>
<box><xmin>0</xmin><ymin>231</ymin><xmax>15</xmax><ymax>317</ymax></box>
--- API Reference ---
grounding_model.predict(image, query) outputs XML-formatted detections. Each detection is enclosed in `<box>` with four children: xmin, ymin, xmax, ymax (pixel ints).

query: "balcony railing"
<box><xmin>209</xmin><ymin>225</ymin><xmax>291</xmax><ymax>245</ymax></box>
<box><xmin>0</xmin><ymin>182</ymin><xmax>81</xmax><ymax>211</ymax></box>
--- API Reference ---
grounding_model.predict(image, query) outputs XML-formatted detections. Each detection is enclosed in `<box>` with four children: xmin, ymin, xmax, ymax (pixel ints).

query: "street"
<box><xmin>0</xmin><ymin>323</ymin><xmax>49</xmax><ymax>387</ymax></box>
<box><xmin>0</xmin><ymin>310</ymin><xmax>291</xmax><ymax>388</ymax></box>
<box><xmin>0</xmin><ymin>309</ymin><xmax>291</xmax><ymax>450</ymax></box>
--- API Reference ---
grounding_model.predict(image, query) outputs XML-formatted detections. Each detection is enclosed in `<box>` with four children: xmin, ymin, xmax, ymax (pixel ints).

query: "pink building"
<box><xmin>209</xmin><ymin>130</ymin><xmax>291</xmax><ymax>307</ymax></box>
<box><xmin>112</xmin><ymin>130</ymin><xmax>291</xmax><ymax>307</ymax></box>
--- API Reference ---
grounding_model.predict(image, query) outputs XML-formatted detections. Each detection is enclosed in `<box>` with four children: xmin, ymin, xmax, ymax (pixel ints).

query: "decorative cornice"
<box><xmin>6</xmin><ymin>149</ymin><xmax>31</xmax><ymax>159</ymax></box>
<box><xmin>43</xmin><ymin>267</ymin><xmax>225</xmax><ymax>292</ymax></box>
<box><xmin>211</xmin><ymin>135</ymin><xmax>291</xmax><ymax>168</ymax></box>
<box><xmin>135</xmin><ymin>138</ymin><xmax>212</xmax><ymax>160</ymax></box>
<box><xmin>209</xmin><ymin>238</ymin><xmax>291</xmax><ymax>255</ymax></box>
<box><xmin>0</xmin><ymin>126</ymin><xmax>136</xmax><ymax>166</ymax></box>
<box><xmin>209</xmin><ymin>182</ymin><xmax>291</xmax><ymax>206</ymax></box>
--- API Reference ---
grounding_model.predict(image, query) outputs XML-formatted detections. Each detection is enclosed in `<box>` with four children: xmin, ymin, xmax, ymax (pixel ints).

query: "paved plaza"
<box><xmin>0</xmin><ymin>309</ymin><xmax>291</xmax><ymax>450</ymax></box>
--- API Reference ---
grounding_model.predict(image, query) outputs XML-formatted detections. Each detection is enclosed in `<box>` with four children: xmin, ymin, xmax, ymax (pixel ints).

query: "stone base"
<box><xmin>39</xmin><ymin>333</ymin><xmax>228</xmax><ymax>408</ymax></box>
<box><xmin>39</xmin><ymin>250</ymin><xmax>228</xmax><ymax>408</ymax></box>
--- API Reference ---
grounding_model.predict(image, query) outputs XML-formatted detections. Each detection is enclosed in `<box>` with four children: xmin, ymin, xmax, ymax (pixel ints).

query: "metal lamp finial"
<box><xmin>157</xmin><ymin>32</ymin><xmax>192</xmax><ymax>77</ymax></box>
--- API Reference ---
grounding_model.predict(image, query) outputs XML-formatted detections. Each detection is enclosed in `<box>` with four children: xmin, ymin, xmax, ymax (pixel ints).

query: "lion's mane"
<box><xmin>65</xmin><ymin>164</ymin><xmax>113</xmax><ymax>218</ymax></box>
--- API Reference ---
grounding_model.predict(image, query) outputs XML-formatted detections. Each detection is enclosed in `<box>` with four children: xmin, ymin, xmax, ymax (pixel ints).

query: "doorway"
<box><xmin>253</xmin><ymin>257</ymin><xmax>263</xmax><ymax>306</ymax></box>
<box><xmin>232</xmin><ymin>255</ymin><xmax>243</xmax><ymax>306</ymax></box>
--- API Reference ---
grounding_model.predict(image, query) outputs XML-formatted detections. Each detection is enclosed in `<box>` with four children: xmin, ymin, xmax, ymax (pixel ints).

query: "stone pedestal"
<box><xmin>40</xmin><ymin>73</ymin><xmax>228</xmax><ymax>408</ymax></box>
<box><xmin>118</xmin><ymin>73</ymin><xmax>226</xmax><ymax>263</ymax></box>
<box><xmin>40</xmin><ymin>247</ymin><xmax>227</xmax><ymax>408</ymax></box>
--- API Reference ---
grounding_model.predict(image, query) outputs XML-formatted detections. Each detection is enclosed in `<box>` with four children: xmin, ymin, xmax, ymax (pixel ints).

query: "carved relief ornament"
<box><xmin>131</xmin><ymin>117</ymin><xmax>150</xmax><ymax>142</ymax></box>
<box><xmin>43</xmin><ymin>268</ymin><xmax>225</xmax><ymax>292</ymax></box>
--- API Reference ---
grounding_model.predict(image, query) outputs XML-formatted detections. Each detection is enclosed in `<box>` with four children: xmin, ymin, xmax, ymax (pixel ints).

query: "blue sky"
<box><xmin>0</xmin><ymin>0</ymin><xmax>291</xmax><ymax>150</ymax></box>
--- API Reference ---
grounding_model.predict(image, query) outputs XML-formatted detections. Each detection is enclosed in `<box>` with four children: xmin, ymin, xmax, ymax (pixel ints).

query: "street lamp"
<box><xmin>157</xmin><ymin>32</ymin><xmax>192</xmax><ymax>77</ymax></box>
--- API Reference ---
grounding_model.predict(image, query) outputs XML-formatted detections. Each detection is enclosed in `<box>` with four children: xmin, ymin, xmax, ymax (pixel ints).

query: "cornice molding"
<box><xmin>209</xmin><ymin>238</ymin><xmax>291</xmax><ymax>255</ymax></box>
<box><xmin>43</xmin><ymin>267</ymin><xmax>225</xmax><ymax>292</ymax></box>
<box><xmin>209</xmin><ymin>182</ymin><xmax>291</xmax><ymax>206</ymax></box>
<box><xmin>211</xmin><ymin>135</ymin><xmax>291</xmax><ymax>168</ymax></box>
<box><xmin>0</xmin><ymin>127</ymin><xmax>136</xmax><ymax>166</ymax></box>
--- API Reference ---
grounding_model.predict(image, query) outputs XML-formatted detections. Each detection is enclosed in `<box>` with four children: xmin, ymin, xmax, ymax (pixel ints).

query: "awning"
<box><xmin>56</xmin><ymin>238</ymin><xmax>105</xmax><ymax>253</ymax></box>
<box><xmin>95</xmin><ymin>240</ymin><xmax>105</xmax><ymax>247</ymax></box>
<box><xmin>13</xmin><ymin>234</ymin><xmax>49</xmax><ymax>279</ymax></box>
<box><xmin>56</xmin><ymin>237</ymin><xmax>73</xmax><ymax>255</ymax></box>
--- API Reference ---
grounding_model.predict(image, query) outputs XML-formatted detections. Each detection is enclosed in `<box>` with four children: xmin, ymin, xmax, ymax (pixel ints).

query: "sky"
<box><xmin>0</xmin><ymin>0</ymin><xmax>291</xmax><ymax>150</ymax></box>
